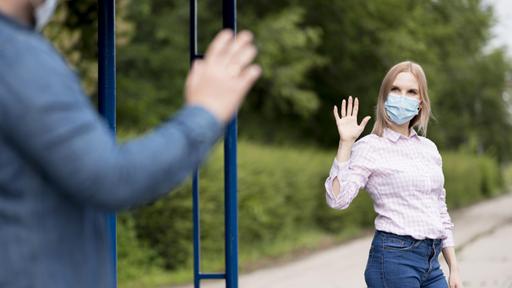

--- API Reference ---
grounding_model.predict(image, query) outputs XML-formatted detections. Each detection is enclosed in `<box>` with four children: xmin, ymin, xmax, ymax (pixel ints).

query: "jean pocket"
<box><xmin>382</xmin><ymin>235</ymin><xmax>417</xmax><ymax>251</ymax></box>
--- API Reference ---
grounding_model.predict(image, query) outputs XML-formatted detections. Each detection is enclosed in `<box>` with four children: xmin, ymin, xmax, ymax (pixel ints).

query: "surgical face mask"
<box><xmin>384</xmin><ymin>93</ymin><xmax>420</xmax><ymax>125</ymax></box>
<box><xmin>31</xmin><ymin>0</ymin><xmax>58</xmax><ymax>31</ymax></box>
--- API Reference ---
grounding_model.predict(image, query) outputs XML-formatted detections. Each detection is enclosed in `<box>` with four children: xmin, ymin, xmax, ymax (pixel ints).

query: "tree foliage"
<box><xmin>50</xmin><ymin>0</ymin><xmax>512</xmax><ymax>161</ymax></box>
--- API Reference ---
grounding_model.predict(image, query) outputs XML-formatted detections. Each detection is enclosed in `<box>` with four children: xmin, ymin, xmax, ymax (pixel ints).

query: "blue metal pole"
<box><xmin>224</xmin><ymin>122</ymin><xmax>238</xmax><ymax>288</ymax></box>
<box><xmin>190</xmin><ymin>0</ymin><xmax>202</xmax><ymax>287</ymax></box>
<box><xmin>223</xmin><ymin>1</ymin><xmax>238</xmax><ymax>287</ymax></box>
<box><xmin>98</xmin><ymin>1</ymin><xmax>117</xmax><ymax>287</ymax></box>
<box><xmin>192</xmin><ymin>173</ymin><xmax>201</xmax><ymax>288</ymax></box>
<box><xmin>191</xmin><ymin>1</ymin><xmax>238</xmax><ymax>287</ymax></box>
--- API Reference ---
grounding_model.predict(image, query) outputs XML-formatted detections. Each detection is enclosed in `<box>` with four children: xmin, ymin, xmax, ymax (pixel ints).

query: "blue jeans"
<box><xmin>364</xmin><ymin>230</ymin><xmax>448</xmax><ymax>288</ymax></box>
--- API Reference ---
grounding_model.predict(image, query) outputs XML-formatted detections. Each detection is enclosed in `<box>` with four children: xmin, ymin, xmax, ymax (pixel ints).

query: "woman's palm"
<box><xmin>333</xmin><ymin>96</ymin><xmax>371</xmax><ymax>143</ymax></box>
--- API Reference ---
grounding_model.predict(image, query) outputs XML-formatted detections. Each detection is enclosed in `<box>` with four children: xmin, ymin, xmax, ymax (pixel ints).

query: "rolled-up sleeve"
<box><xmin>324</xmin><ymin>141</ymin><xmax>373</xmax><ymax>210</ymax></box>
<box><xmin>0</xmin><ymin>36</ymin><xmax>225</xmax><ymax>211</ymax></box>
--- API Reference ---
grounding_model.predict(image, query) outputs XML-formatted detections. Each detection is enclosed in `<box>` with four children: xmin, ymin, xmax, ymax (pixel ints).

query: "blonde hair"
<box><xmin>371</xmin><ymin>61</ymin><xmax>432</xmax><ymax>137</ymax></box>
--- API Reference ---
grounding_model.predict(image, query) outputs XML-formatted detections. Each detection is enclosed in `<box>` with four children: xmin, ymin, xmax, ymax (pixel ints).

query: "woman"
<box><xmin>325</xmin><ymin>61</ymin><xmax>463</xmax><ymax>287</ymax></box>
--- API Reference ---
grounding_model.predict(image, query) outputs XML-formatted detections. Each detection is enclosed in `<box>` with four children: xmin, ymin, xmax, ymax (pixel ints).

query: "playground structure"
<box><xmin>191</xmin><ymin>1</ymin><xmax>239</xmax><ymax>288</ymax></box>
<box><xmin>97</xmin><ymin>1</ymin><xmax>240</xmax><ymax>287</ymax></box>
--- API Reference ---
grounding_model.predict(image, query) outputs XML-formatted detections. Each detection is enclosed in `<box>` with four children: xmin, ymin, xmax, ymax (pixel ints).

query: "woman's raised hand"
<box><xmin>333</xmin><ymin>96</ymin><xmax>371</xmax><ymax>144</ymax></box>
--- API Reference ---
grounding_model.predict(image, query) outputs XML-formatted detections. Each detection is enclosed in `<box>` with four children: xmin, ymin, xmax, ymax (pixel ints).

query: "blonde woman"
<box><xmin>325</xmin><ymin>61</ymin><xmax>463</xmax><ymax>287</ymax></box>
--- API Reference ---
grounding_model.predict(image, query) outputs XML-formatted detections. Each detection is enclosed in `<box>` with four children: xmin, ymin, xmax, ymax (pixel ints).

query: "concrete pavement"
<box><xmin>179</xmin><ymin>192</ymin><xmax>512</xmax><ymax>288</ymax></box>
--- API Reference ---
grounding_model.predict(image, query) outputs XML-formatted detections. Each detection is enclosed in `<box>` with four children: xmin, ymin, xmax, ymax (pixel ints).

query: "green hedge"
<box><xmin>127</xmin><ymin>141</ymin><xmax>334</xmax><ymax>271</ymax></box>
<box><xmin>118</xmin><ymin>140</ymin><xmax>505</xmax><ymax>285</ymax></box>
<box><xmin>443</xmin><ymin>152</ymin><xmax>503</xmax><ymax>208</ymax></box>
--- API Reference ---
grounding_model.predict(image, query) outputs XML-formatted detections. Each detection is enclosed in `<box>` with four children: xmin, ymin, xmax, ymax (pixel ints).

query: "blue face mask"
<box><xmin>384</xmin><ymin>93</ymin><xmax>420</xmax><ymax>125</ymax></box>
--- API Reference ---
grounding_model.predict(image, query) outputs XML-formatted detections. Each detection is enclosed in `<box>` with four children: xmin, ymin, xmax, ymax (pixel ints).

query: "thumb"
<box><xmin>359</xmin><ymin>116</ymin><xmax>371</xmax><ymax>129</ymax></box>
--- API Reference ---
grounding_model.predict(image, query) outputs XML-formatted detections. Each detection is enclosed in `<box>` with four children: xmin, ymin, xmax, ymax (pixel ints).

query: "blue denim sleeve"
<box><xmin>0</xmin><ymin>32</ymin><xmax>225</xmax><ymax>210</ymax></box>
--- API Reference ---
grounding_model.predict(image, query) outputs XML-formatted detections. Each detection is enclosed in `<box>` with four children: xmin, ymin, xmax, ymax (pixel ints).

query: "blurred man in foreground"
<box><xmin>0</xmin><ymin>0</ymin><xmax>261</xmax><ymax>287</ymax></box>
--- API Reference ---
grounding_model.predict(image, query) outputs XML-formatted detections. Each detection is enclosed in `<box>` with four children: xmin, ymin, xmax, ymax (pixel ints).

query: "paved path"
<box><xmin>180</xmin><ymin>192</ymin><xmax>512</xmax><ymax>288</ymax></box>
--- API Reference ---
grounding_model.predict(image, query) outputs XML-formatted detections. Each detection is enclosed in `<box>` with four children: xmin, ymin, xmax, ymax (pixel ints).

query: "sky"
<box><xmin>485</xmin><ymin>0</ymin><xmax>512</xmax><ymax>56</ymax></box>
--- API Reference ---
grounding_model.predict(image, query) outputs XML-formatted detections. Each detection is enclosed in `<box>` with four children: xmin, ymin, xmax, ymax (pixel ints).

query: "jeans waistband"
<box><xmin>375</xmin><ymin>230</ymin><xmax>443</xmax><ymax>245</ymax></box>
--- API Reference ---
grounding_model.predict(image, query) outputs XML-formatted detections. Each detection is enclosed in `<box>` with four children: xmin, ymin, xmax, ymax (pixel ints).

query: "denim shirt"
<box><xmin>0</xmin><ymin>14</ymin><xmax>224</xmax><ymax>288</ymax></box>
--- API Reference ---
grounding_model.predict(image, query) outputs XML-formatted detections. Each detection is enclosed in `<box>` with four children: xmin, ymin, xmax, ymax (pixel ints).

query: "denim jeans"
<box><xmin>364</xmin><ymin>230</ymin><xmax>448</xmax><ymax>288</ymax></box>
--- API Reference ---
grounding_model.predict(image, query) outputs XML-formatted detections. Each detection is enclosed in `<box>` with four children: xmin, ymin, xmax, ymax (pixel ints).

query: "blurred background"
<box><xmin>44</xmin><ymin>0</ymin><xmax>512</xmax><ymax>287</ymax></box>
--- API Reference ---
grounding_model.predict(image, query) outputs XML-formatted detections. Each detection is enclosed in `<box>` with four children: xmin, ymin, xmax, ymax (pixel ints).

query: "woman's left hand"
<box><xmin>449</xmin><ymin>268</ymin><xmax>463</xmax><ymax>288</ymax></box>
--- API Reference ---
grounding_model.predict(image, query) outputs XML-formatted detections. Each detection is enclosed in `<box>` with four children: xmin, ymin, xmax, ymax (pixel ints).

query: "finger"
<box><xmin>353</xmin><ymin>97</ymin><xmax>359</xmax><ymax>118</ymax></box>
<box><xmin>237</xmin><ymin>64</ymin><xmax>262</xmax><ymax>96</ymax></box>
<box><xmin>359</xmin><ymin>116</ymin><xmax>371</xmax><ymax>129</ymax></box>
<box><xmin>333</xmin><ymin>105</ymin><xmax>341</xmax><ymax>122</ymax></box>
<box><xmin>205</xmin><ymin>29</ymin><xmax>234</xmax><ymax>64</ymax></box>
<box><xmin>341</xmin><ymin>99</ymin><xmax>346</xmax><ymax>117</ymax></box>
<box><xmin>347</xmin><ymin>96</ymin><xmax>353</xmax><ymax>116</ymax></box>
<box><xmin>228</xmin><ymin>46</ymin><xmax>258</xmax><ymax>75</ymax></box>
<box><xmin>225</xmin><ymin>30</ymin><xmax>254</xmax><ymax>66</ymax></box>
<box><xmin>227</xmin><ymin>45</ymin><xmax>258</xmax><ymax>74</ymax></box>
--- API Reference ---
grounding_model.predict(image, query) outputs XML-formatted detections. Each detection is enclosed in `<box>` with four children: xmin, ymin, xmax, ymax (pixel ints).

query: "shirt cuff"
<box><xmin>333</xmin><ymin>158</ymin><xmax>349</xmax><ymax>172</ymax></box>
<box><xmin>326</xmin><ymin>158</ymin><xmax>350</xmax><ymax>199</ymax></box>
<box><xmin>171</xmin><ymin>105</ymin><xmax>225</xmax><ymax>144</ymax></box>
<box><xmin>441</xmin><ymin>230</ymin><xmax>455</xmax><ymax>248</ymax></box>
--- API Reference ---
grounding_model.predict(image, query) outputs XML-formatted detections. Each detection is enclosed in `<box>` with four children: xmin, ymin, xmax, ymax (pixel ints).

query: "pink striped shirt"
<box><xmin>325</xmin><ymin>127</ymin><xmax>455</xmax><ymax>248</ymax></box>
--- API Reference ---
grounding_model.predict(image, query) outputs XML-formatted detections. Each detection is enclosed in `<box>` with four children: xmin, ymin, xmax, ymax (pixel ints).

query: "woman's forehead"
<box><xmin>392</xmin><ymin>72</ymin><xmax>419</xmax><ymax>89</ymax></box>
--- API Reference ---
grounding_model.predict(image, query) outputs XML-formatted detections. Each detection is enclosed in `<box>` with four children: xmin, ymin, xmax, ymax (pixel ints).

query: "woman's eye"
<box><xmin>391</xmin><ymin>87</ymin><xmax>400</xmax><ymax>92</ymax></box>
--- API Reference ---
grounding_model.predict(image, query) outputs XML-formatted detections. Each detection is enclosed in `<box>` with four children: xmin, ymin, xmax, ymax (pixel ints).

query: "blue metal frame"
<box><xmin>192</xmin><ymin>0</ymin><xmax>239</xmax><ymax>287</ymax></box>
<box><xmin>98</xmin><ymin>1</ymin><xmax>117</xmax><ymax>287</ymax></box>
<box><xmin>97</xmin><ymin>1</ymin><xmax>238</xmax><ymax>287</ymax></box>
<box><xmin>222</xmin><ymin>1</ymin><xmax>239</xmax><ymax>287</ymax></box>
<box><xmin>190</xmin><ymin>1</ymin><xmax>202</xmax><ymax>287</ymax></box>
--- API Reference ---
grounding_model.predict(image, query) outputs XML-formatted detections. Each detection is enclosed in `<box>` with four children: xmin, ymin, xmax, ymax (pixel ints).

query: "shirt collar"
<box><xmin>383</xmin><ymin>127</ymin><xmax>419</xmax><ymax>142</ymax></box>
